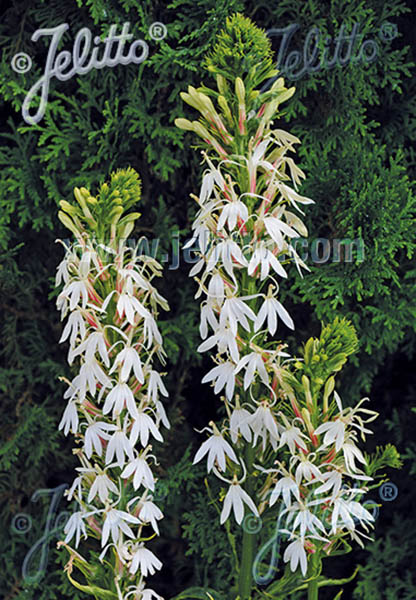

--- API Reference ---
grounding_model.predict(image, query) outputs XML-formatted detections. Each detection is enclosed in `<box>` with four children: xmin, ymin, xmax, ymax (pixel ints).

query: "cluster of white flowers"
<box><xmin>259</xmin><ymin>393</ymin><xmax>378</xmax><ymax>576</ymax></box>
<box><xmin>56</xmin><ymin>232</ymin><xmax>169</xmax><ymax>599</ymax></box>
<box><xmin>181</xmin><ymin>78</ymin><xmax>379</xmax><ymax>578</ymax></box>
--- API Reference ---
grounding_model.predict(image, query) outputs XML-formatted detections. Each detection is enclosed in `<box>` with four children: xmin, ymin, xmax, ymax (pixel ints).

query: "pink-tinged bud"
<box><xmin>296</xmin><ymin>442</ymin><xmax>308</xmax><ymax>455</ymax></box>
<box><xmin>290</xmin><ymin>397</ymin><xmax>302</xmax><ymax>420</ymax></box>
<box><xmin>84</xmin><ymin>313</ymin><xmax>98</xmax><ymax>328</ymax></box>
<box><xmin>324</xmin><ymin>447</ymin><xmax>336</xmax><ymax>463</ymax></box>
<box><xmin>211</xmin><ymin>139</ymin><xmax>228</xmax><ymax>157</ymax></box>
<box><xmin>310</xmin><ymin>433</ymin><xmax>319</xmax><ymax>447</ymax></box>
<box><xmin>237</xmin><ymin>216</ymin><xmax>247</xmax><ymax>234</ymax></box>
<box><xmin>257</xmin><ymin>104</ymin><xmax>266</xmax><ymax>118</ymax></box>
<box><xmin>87</xmin><ymin>516</ymin><xmax>102</xmax><ymax>535</ymax></box>
<box><xmin>249</xmin><ymin>172</ymin><xmax>256</xmax><ymax>194</ymax></box>
<box><xmin>238</xmin><ymin>107</ymin><xmax>246</xmax><ymax>135</ymax></box>
<box><xmin>82</xmin><ymin>399</ymin><xmax>100</xmax><ymax>416</ymax></box>
<box><xmin>254</xmin><ymin>121</ymin><xmax>265</xmax><ymax>142</ymax></box>
<box><xmin>132</xmin><ymin>382</ymin><xmax>142</xmax><ymax>394</ymax></box>
<box><xmin>87</xmin><ymin>282</ymin><xmax>102</xmax><ymax>305</ymax></box>
<box><xmin>99</xmin><ymin>270</ymin><xmax>110</xmax><ymax>282</ymax></box>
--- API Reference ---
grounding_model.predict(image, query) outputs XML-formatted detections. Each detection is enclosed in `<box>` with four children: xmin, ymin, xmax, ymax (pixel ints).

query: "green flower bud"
<box><xmin>58</xmin><ymin>211</ymin><xmax>80</xmax><ymax>237</ymax></box>
<box><xmin>59</xmin><ymin>200</ymin><xmax>79</xmax><ymax>216</ymax></box>
<box><xmin>235</xmin><ymin>77</ymin><xmax>246</xmax><ymax>104</ymax></box>
<box><xmin>174</xmin><ymin>118</ymin><xmax>195</xmax><ymax>131</ymax></box>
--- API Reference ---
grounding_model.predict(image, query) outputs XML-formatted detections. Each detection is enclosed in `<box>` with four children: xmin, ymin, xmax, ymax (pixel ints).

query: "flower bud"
<box><xmin>174</xmin><ymin>118</ymin><xmax>195</xmax><ymax>131</ymax></box>
<box><xmin>235</xmin><ymin>77</ymin><xmax>246</xmax><ymax>104</ymax></box>
<box><xmin>59</xmin><ymin>200</ymin><xmax>79</xmax><ymax>216</ymax></box>
<box><xmin>216</xmin><ymin>74</ymin><xmax>227</xmax><ymax>95</ymax></box>
<box><xmin>192</xmin><ymin>122</ymin><xmax>211</xmax><ymax>140</ymax></box>
<box><xmin>58</xmin><ymin>211</ymin><xmax>80</xmax><ymax>237</ymax></box>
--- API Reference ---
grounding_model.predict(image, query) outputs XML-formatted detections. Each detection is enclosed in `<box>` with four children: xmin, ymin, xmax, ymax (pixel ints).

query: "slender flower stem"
<box><xmin>238</xmin><ymin>443</ymin><xmax>255</xmax><ymax>600</ymax></box>
<box><xmin>307</xmin><ymin>553</ymin><xmax>319</xmax><ymax>600</ymax></box>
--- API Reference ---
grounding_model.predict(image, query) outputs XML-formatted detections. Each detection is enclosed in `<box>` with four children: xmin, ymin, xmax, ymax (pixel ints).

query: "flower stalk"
<box><xmin>175</xmin><ymin>13</ymin><xmax>393</xmax><ymax>599</ymax></box>
<box><xmin>55</xmin><ymin>168</ymin><xmax>169</xmax><ymax>600</ymax></box>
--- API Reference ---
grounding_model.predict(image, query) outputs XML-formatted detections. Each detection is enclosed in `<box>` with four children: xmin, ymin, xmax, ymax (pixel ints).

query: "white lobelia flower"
<box><xmin>88</xmin><ymin>472</ymin><xmax>118</xmax><ymax>504</ymax></box>
<box><xmin>200</xmin><ymin>302</ymin><xmax>219</xmax><ymax>339</ymax></box>
<box><xmin>59</xmin><ymin>400</ymin><xmax>79</xmax><ymax>436</ymax></box>
<box><xmin>124</xmin><ymin>582</ymin><xmax>163</xmax><ymax>600</ymax></box>
<box><xmin>287</xmin><ymin>242</ymin><xmax>310</xmax><ymax>276</ymax></box>
<box><xmin>207</xmin><ymin>272</ymin><xmax>225</xmax><ymax>305</ymax></box>
<box><xmin>70</xmin><ymin>331</ymin><xmax>110</xmax><ymax>367</ymax></box>
<box><xmin>285</xmin><ymin>501</ymin><xmax>327</xmax><ymax>540</ymax></box>
<box><xmin>315</xmin><ymin>419</ymin><xmax>346</xmax><ymax>452</ymax></box>
<box><xmin>84</xmin><ymin>421</ymin><xmax>118</xmax><ymax>458</ymax></box>
<box><xmin>254</xmin><ymin>295</ymin><xmax>294</xmax><ymax>335</ymax></box>
<box><xmin>279</xmin><ymin>424</ymin><xmax>308</xmax><ymax>454</ymax></box>
<box><xmin>66</xmin><ymin>475</ymin><xmax>83</xmax><ymax>501</ymax></box>
<box><xmin>154</xmin><ymin>398</ymin><xmax>170</xmax><ymax>430</ymax></box>
<box><xmin>219</xmin><ymin>296</ymin><xmax>256</xmax><ymax>334</ymax></box>
<box><xmin>140</xmin><ymin>589</ymin><xmax>164</xmax><ymax>600</ymax></box>
<box><xmin>263</xmin><ymin>215</ymin><xmax>299</xmax><ymax>249</ymax></box>
<box><xmin>312</xmin><ymin>469</ymin><xmax>343</xmax><ymax>501</ymax></box>
<box><xmin>109</xmin><ymin>346</ymin><xmax>144</xmax><ymax>384</ymax></box>
<box><xmin>205</xmin><ymin>238</ymin><xmax>248</xmax><ymax>278</ymax></box>
<box><xmin>102</xmin><ymin>382</ymin><xmax>139</xmax><ymax>420</ymax></box>
<box><xmin>142</xmin><ymin>313</ymin><xmax>163</xmax><ymax>348</ymax></box>
<box><xmin>193</xmin><ymin>425</ymin><xmax>238</xmax><ymax>473</ymax></box>
<box><xmin>269</xmin><ymin>476</ymin><xmax>300</xmax><ymax>508</ymax></box>
<box><xmin>217</xmin><ymin>198</ymin><xmax>249</xmax><ymax>231</ymax></box>
<box><xmin>130</xmin><ymin>411</ymin><xmax>164</xmax><ymax>447</ymax></box>
<box><xmin>64</xmin><ymin>511</ymin><xmax>87</xmax><ymax>548</ymax></box>
<box><xmin>101</xmin><ymin>509</ymin><xmax>140</xmax><ymax>547</ymax></box>
<box><xmin>342</xmin><ymin>441</ymin><xmax>367</xmax><ymax>474</ymax></box>
<box><xmin>129</xmin><ymin>543</ymin><xmax>163</xmax><ymax>577</ymax></box>
<box><xmin>121</xmin><ymin>456</ymin><xmax>155</xmax><ymax>491</ymax></box>
<box><xmin>147</xmin><ymin>370</ymin><xmax>168</xmax><ymax>404</ymax></box>
<box><xmin>292</xmin><ymin>455</ymin><xmax>322</xmax><ymax>487</ymax></box>
<box><xmin>197</xmin><ymin>324</ymin><xmax>240</xmax><ymax>363</ymax></box>
<box><xmin>59</xmin><ymin>309</ymin><xmax>87</xmax><ymax>347</ymax></box>
<box><xmin>105</xmin><ymin>428</ymin><xmax>134</xmax><ymax>467</ymax></box>
<box><xmin>250</xmin><ymin>403</ymin><xmax>280</xmax><ymax>450</ymax></box>
<box><xmin>283</xmin><ymin>536</ymin><xmax>308</xmax><ymax>576</ymax></box>
<box><xmin>114</xmin><ymin>292</ymin><xmax>149</xmax><ymax>326</ymax></box>
<box><xmin>220</xmin><ymin>480</ymin><xmax>259</xmax><ymax>525</ymax></box>
<box><xmin>279</xmin><ymin>182</ymin><xmax>315</xmax><ymax>211</ymax></box>
<box><xmin>139</xmin><ymin>500</ymin><xmax>164</xmax><ymax>535</ymax></box>
<box><xmin>77</xmin><ymin>357</ymin><xmax>111</xmax><ymax>400</ymax></box>
<box><xmin>119</xmin><ymin>267</ymin><xmax>150</xmax><ymax>291</ymax></box>
<box><xmin>330</xmin><ymin>496</ymin><xmax>375</xmax><ymax>534</ymax></box>
<box><xmin>58</xmin><ymin>279</ymin><xmax>89</xmax><ymax>311</ymax></box>
<box><xmin>248</xmin><ymin>242</ymin><xmax>288</xmax><ymax>280</ymax></box>
<box><xmin>230</xmin><ymin>408</ymin><xmax>253</xmax><ymax>444</ymax></box>
<box><xmin>55</xmin><ymin>254</ymin><xmax>71</xmax><ymax>287</ymax></box>
<box><xmin>235</xmin><ymin>351</ymin><xmax>269</xmax><ymax>390</ymax></box>
<box><xmin>201</xmin><ymin>360</ymin><xmax>236</xmax><ymax>401</ymax></box>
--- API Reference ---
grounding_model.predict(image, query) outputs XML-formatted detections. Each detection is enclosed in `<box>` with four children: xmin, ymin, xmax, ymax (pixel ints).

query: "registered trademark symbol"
<box><xmin>11</xmin><ymin>52</ymin><xmax>32</xmax><ymax>73</ymax></box>
<box><xmin>378</xmin><ymin>22</ymin><xmax>398</xmax><ymax>42</ymax></box>
<box><xmin>379</xmin><ymin>482</ymin><xmax>398</xmax><ymax>501</ymax></box>
<box><xmin>149</xmin><ymin>22</ymin><xmax>167</xmax><ymax>41</ymax></box>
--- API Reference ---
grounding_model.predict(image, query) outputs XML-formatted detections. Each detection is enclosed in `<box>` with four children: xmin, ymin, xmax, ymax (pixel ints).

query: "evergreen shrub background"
<box><xmin>0</xmin><ymin>0</ymin><xmax>415</xmax><ymax>598</ymax></box>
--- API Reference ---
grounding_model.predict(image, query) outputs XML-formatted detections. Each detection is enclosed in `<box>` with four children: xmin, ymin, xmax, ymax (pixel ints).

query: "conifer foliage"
<box><xmin>0</xmin><ymin>0</ymin><xmax>414</xmax><ymax>599</ymax></box>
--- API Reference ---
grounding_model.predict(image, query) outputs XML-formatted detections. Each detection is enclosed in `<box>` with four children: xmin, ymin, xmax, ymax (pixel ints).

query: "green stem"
<box><xmin>307</xmin><ymin>553</ymin><xmax>319</xmax><ymax>600</ymax></box>
<box><xmin>238</xmin><ymin>444</ymin><xmax>255</xmax><ymax>600</ymax></box>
